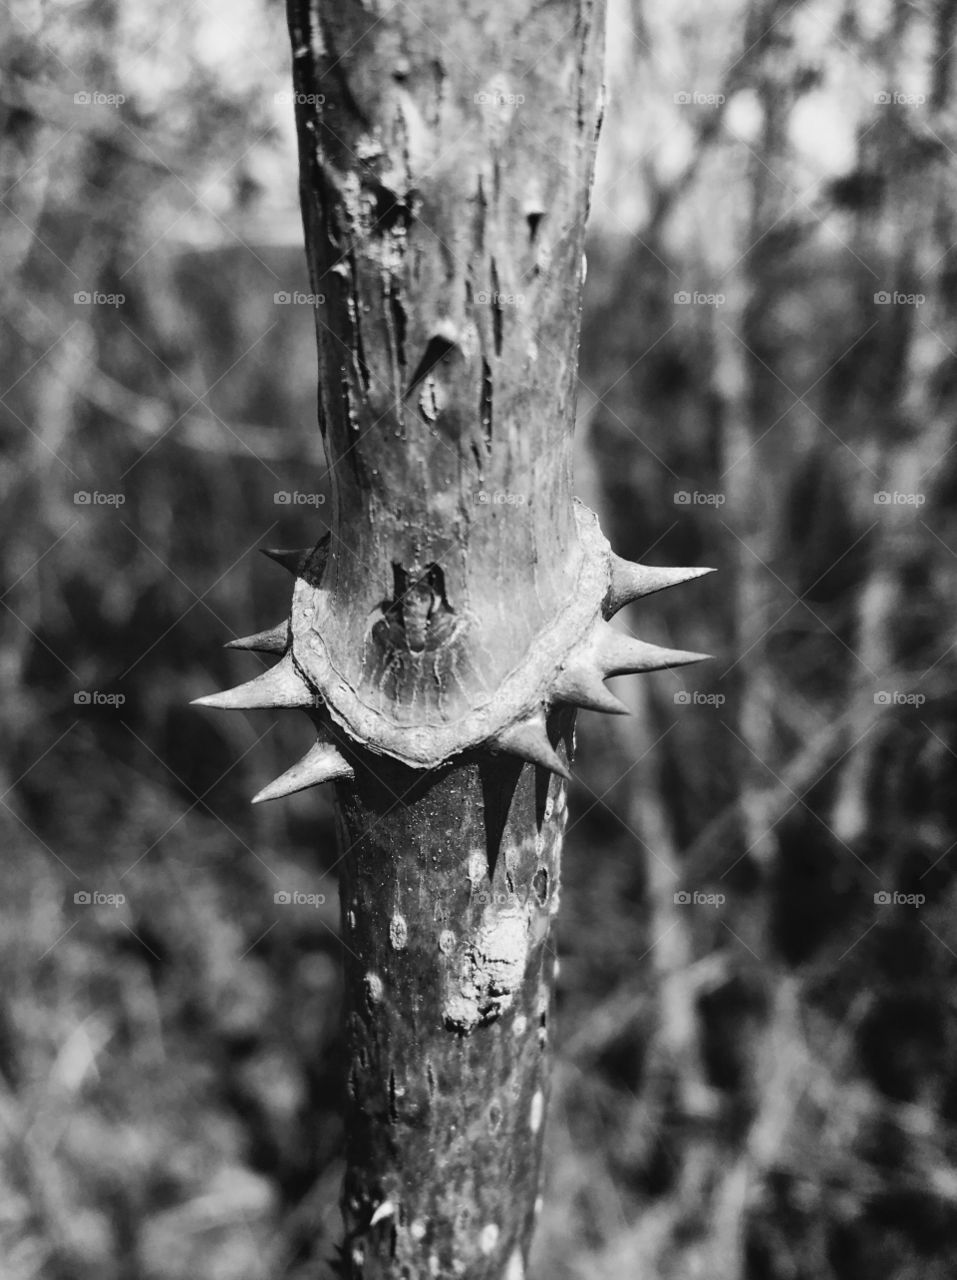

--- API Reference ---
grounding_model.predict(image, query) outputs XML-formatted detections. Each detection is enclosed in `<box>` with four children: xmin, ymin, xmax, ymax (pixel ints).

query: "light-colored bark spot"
<box><xmin>479</xmin><ymin>1223</ymin><xmax>500</xmax><ymax>1255</ymax></box>
<box><xmin>390</xmin><ymin>914</ymin><xmax>408</xmax><ymax>949</ymax></box>
<box><xmin>438</xmin><ymin>929</ymin><xmax>456</xmax><ymax>954</ymax></box>
<box><xmin>467</xmin><ymin>849</ymin><xmax>487</xmax><ymax>885</ymax></box>
<box><xmin>512</xmin><ymin>1013</ymin><xmax>528</xmax><ymax>1038</ymax></box>
<box><xmin>410</xmin><ymin>1218</ymin><xmax>427</xmax><ymax>1241</ymax></box>
<box><xmin>530</xmin><ymin>1089</ymin><xmax>544</xmax><ymax>1133</ymax></box>
<box><xmin>443</xmin><ymin>907</ymin><xmax>529</xmax><ymax>1032</ymax></box>
<box><xmin>365</xmin><ymin>972</ymin><xmax>384</xmax><ymax>1003</ymax></box>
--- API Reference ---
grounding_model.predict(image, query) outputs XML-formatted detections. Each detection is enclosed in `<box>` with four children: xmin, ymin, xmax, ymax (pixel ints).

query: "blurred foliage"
<box><xmin>1</xmin><ymin>0</ymin><xmax>957</xmax><ymax>1277</ymax></box>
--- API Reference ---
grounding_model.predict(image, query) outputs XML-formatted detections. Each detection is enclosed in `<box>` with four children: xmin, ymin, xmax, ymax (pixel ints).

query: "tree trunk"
<box><xmin>194</xmin><ymin>1</ymin><xmax>711</xmax><ymax>1275</ymax></box>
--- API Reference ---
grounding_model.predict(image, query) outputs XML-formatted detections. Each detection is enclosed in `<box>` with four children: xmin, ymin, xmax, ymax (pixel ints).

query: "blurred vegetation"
<box><xmin>2</xmin><ymin>0</ymin><xmax>957</xmax><ymax>1277</ymax></box>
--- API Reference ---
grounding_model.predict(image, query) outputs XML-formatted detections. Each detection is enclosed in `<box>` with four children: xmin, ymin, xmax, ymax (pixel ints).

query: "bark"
<box><xmin>283</xmin><ymin>6</ymin><xmax>605</xmax><ymax>1272</ymax></box>
<box><xmin>195</xmin><ymin>1</ymin><xmax>712</xmax><ymax>1275</ymax></box>
<box><xmin>333</xmin><ymin>733</ymin><xmax>570</xmax><ymax>1279</ymax></box>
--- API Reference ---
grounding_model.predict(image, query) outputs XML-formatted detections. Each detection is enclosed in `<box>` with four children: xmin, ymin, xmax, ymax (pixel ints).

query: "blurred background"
<box><xmin>2</xmin><ymin>0</ymin><xmax>956</xmax><ymax>1275</ymax></box>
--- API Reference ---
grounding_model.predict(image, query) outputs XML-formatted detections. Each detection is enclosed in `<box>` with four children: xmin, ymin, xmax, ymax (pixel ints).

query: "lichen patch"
<box><xmin>442</xmin><ymin>907</ymin><xmax>529</xmax><ymax>1032</ymax></box>
<box><xmin>390</xmin><ymin>913</ymin><xmax>408</xmax><ymax>949</ymax></box>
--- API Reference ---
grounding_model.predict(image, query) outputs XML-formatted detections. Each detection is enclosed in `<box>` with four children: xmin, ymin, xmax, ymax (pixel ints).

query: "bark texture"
<box><xmin>195</xmin><ymin>2</ymin><xmax>711</xmax><ymax>1276</ymax></box>
<box><xmin>333</xmin><ymin>728</ymin><xmax>571</xmax><ymax>1279</ymax></box>
<box><xmin>284</xmin><ymin>0</ymin><xmax>606</xmax><ymax>767</ymax></box>
<box><xmin>282</xmin><ymin>5</ymin><xmax>606</xmax><ymax>1273</ymax></box>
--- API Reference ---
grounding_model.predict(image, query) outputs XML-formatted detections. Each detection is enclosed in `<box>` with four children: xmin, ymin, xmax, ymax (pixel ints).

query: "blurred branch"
<box><xmin>6</xmin><ymin>308</ymin><xmax>322</xmax><ymax>463</ymax></box>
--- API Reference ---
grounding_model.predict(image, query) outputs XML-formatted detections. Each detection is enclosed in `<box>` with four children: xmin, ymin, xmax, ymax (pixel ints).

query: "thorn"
<box><xmin>494</xmin><ymin>711</ymin><xmax>571</xmax><ymax>781</ymax></box>
<box><xmin>251</xmin><ymin>739</ymin><xmax>353</xmax><ymax>803</ymax></box>
<box><xmin>553</xmin><ymin>658</ymin><xmax>630</xmax><ymax>715</ymax></box>
<box><xmin>596</xmin><ymin>625</ymin><xmax>712</xmax><ymax>676</ymax></box>
<box><xmin>260</xmin><ymin>547</ymin><xmax>311</xmax><ymax>576</ymax></box>
<box><xmin>191</xmin><ymin>655</ymin><xmax>314</xmax><ymax>710</ymax></box>
<box><xmin>225</xmin><ymin>621</ymin><xmax>289</xmax><ymax>654</ymax></box>
<box><xmin>605</xmin><ymin>557</ymin><xmax>714</xmax><ymax>616</ymax></box>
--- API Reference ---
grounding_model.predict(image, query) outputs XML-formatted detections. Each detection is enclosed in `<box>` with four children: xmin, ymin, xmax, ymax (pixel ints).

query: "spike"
<box><xmin>260</xmin><ymin>547</ymin><xmax>312</xmax><ymax>576</ymax></box>
<box><xmin>552</xmin><ymin>658</ymin><xmax>630</xmax><ymax>715</ymax></box>
<box><xmin>596</xmin><ymin>625</ymin><xmax>712</xmax><ymax>676</ymax></box>
<box><xmin>494</xmin><ymin>711</ymin><xmax>571</xmax><ymax>781</ymax></box>
<box><xmin>251</xmin><ymin>739</ymin><xmax>354</xmax><ymax>803</ymax></box>
<box><xmin>225</xmin><ymin>621</ymin><xmax>289</xmax><ymax>654</ymax></box>
<box><xmin>191</xmin><ymin>654</ymin><xmax>314</xmax><ymax>710</ymax></box>
<box><xmin>605</xmin><ymin>556</ymin><xmax>714</xmax><ymax>617</ymax></box>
